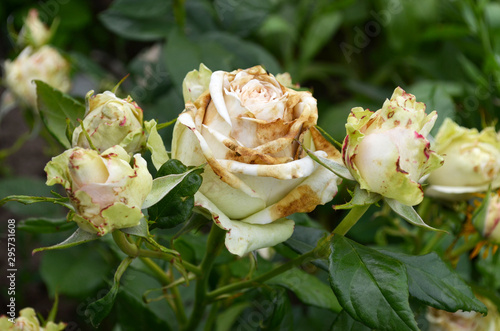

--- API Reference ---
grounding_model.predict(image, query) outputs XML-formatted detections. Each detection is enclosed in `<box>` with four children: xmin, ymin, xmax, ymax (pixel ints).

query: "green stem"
<box><xmin>141</xmin><ymin>257</ymin><xmax>188</xmax><ymax>326</ymax></box>
<box><xmin>420</xmin><ymin>231</ymin><xmax>445</xmax><ymax>255</ymax></box>
<box><xmin>138</xmin><ymin>248</ymin><xmax>201</xmax><ymax>276</ymax></box>
<box><xmin>183</xmin><ymin>225</ymin><xmax>226</xmax><ymax>331</ymax></box>
<box><xmin>173</xmin><ymin>0</ymin><xmax>186</xmax><ymax>30</ymax></box>
<box><xmin>207</xmin><ymin>249</ymin><xmax>318</xmax><ymax>300</ymax></box>
<box><xmin>204</xmin><ymin>302</ymin><xmax>220</xmax><ymax>331</ymax></box>
<box><xmin>449</xmin><ymin>233</ymin><xmax>482</xmax><ymax>258</ymax></box>
<box><xmin>156</xmin><ymin>118</ymin><xmax>177</xmax><ymax>130</ymax></box>
<box><xmin>333</xmin><ymin>205</ymin><xmax>370</xmax><ymax>235</ymax></box>
<box><xmin>113</xmin><ymin>231</ymin><xmax>139</xmax><ymax>256</ymax></box>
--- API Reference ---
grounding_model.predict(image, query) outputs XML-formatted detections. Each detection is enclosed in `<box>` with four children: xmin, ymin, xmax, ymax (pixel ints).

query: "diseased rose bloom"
<box><xmin>426</xmin><ymin>296</ymin><xmax>500</xmax><ymax>331</ymax></box>
<box><xmin>0</xmin><ymin>307</ymin><xmax>66</xmax><ymax>331</ymax></box>
<box><xmin>426</xmin><ymin>118</ymin><xmax>500</xmax><ymax>199</ymax></box>
<box><xmin>3</xmin><ymin>45</ymin><xmax>70</xmax><ymax>109</ymax></box>
<box><xmin>17</xmin><ymin>9</ymin><xmax>52</xmax><ymax>49</ymax></box>
<box><xmin>473</xmin><ymin>192</ymin><xmax>500</xmax><ymax>244</ymax></box>
<box><xmin>172</xmin><ymin>65</ymin><xmax>341</xmax><ymax>256</ymax></box>
<box><xmin>342</xmin><ymin>87</ymin><xmax>443</xmax><ymax>206</ymax></box>
<box><xmin>45</xmin><ymin>145</ymin><xmax>152</xmax><ymax>236</ymax></box>
<box><xmin>72</xmin><ymin>91</ymin><xmax>145</xmax><ymax>154</ymax></box>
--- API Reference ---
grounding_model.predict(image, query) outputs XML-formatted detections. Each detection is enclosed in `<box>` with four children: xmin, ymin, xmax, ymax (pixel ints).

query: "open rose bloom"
<box><xmin>342</xmin><ymin>87</ymin><xmax>443</xmax><ymax>206</ymax></box>
<box><xmin>172</xmin><ymin>66</ymin><xmax>341</xmax><ymax>256</ymax></box>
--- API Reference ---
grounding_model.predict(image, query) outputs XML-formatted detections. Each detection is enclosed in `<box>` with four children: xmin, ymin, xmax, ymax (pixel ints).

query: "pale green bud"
<box><xmin>72</xmin><ymin>91</ymin><xmax>145</xmax><ymax>154</ymax></box>
<box><xmin>17</xmin><ymin>9</ymin><xmax>52</xmax><ymax>49</ymax></box>
<box><xmin>342</xmin><ymin>87</ymin><xmax>444</xmax><ymax>206</ymax></box>
<box><xmin>3</xmin><ymin>46</ymin><xmax>70</xmax><ymax>109</ymax></box>
<box><xmin>426</xmin><ymin>118</ymin><xmax>500</xmax><ymax>199</ymax></box>
<box><xmin>45</xmin><ymin>146</ymin><xmax>152</xmax><ymax>236</ymax></box>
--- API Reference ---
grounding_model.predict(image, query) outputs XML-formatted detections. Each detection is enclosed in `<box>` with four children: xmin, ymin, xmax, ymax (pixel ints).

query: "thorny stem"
<box><xmin>140</xmin><ymin>257</ymin><xmax>188</xmax><ymax>327</ymax></box>
<box><xmin>183</xmin><ymin>225</ymin><xmax>225</xmax><ymax>331</ymax></box>
<box><xmin>207</xmin><ymin>249</ymin><xmax>319</xmax><ymax>301</ymax></box>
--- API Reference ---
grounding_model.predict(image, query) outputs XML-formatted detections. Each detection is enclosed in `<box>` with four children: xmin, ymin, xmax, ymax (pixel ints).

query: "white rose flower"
<box><xmin>3</xmin><ymin>45</ymin><xmax>70</xmax><ymax>109</ymax></box>
<box><xmin>45</xmin><ymin>145</ymin><xmax>152</xmax><ymax>236</ymax></box>
<box><xmin>426</xmin><ymin>118</ymin><xmax>500</xmax><ymax>199</ymax></box>
<box><xmin>172</xmin><ymin>65</ymin><xmax>341</xmax><ymax>256</ymax></box>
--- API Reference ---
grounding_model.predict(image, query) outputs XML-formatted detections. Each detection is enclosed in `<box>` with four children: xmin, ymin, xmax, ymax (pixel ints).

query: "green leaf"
<box><xmin>142</xmin><ymin>163</ymin><xmax>204</xmax><ymax>209</ymax></box>
<box><xmin>18</xmin><ymin>217</ymin><xmax>76</xmax><ymax>233</ymax></box>
<box><xmin>117</xmin><ymin>289</ymin><xmax>172</xmax><ymax>331</ymax></box>
<box><xmin>33</xmin><ymin>228</ymin><xmax>99</xmax><ymax>254</ymax></box>
<box><xmin>283</xmin><ymin>225</ymin><xmax>329</xmax><ymax>271</ymax></box>
<box><xmin>385</xmin><ymin>198</ymin><xmax>443</xmax><ymax>232</ymax></box>
<box><xmin>40</xmin><ymin>244</ymin><xmax>111</xmax><ymax>298</ymax></box>
<box><xmin>335</xmin><ymin>185</ymin><xmax>382</xmax><ymax>210</ymax></box>
<box><xmin>201</xmin><ymin>31</ymin><xmax>281</xmax><ymax>74</ymax></box>
<box><xmin>0</xmin><ymin>194</ymin><xmax>73</xmax><ymax>211</ymax></box>
<box><xmin>408</xmin><ymin>81</ymin><xmax>456</xmax><ymax>135</ymax></box>
<box><xmin>148</xmin><ymin>160</ymin><xmax>203</xmax><ymax>229</ymax></box>
<box><xmin>329</xmin><ymin>235</ymin><xmax>419</xmax><ymax>331</ymax></box>
<box><xmin>86</xmin><ymin>257</ymin><xmax>133</xmax><ymax>327</ymax></box>
<box><xmin>330</xmin><ymin>310</ymin><xmax>371</xmax><ymax>331</ymax></box>
<box><xmin>236</xmin><ymin>287</ymin><xmax>292</xmax><ymax>330</ymax></box>
<box><xmin>267</xmin><ymin>268</ymin><xmax>342</xmax><ymax>312</ymax></box>
<box><xmin>99</xmin><ymin>0</ymin><xmax>175</xmax><ymax>41</ymax></box>
<box><xmin>0</xmin><ymin>177</ymin><xmax>70</xmax><ymax>217</ymax></box>
<box><xmin>216</xmin><ymin>302</ymin><xmax>251</xmax><ymax>331</ymax></box>
<box><xmin>381</xmin><ymin>250</ymin><xmax>487</xmax><ymax>314</ymax></box>
<box><xmin>303</xmin><ymin>146</ymin><xmax>354</xmax><ymax>180</ymax></box>
<box><xmin>214</xmin><ymin>0</ymin><xmax>274</xmax><ymax>37</ymax></box>
<box><xmin>301</xmin><ymin>11</ymin><xmax>342</xmax><ymax>62</ymax></box>
<box><xmin>35</xmin><ymin>80</ymin><xmax>85</xmax><ymax>148</ymax></box>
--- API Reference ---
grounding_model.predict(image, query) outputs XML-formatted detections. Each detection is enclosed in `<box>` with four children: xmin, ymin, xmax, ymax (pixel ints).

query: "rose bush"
<box><xmin>172</xmin><ymin>65</ymin><xmax>341</xmax><ymax>256</ymax></box>
<box><xmin>3</xmin><ymin>45</ymin><xmax>70</xmax><ymax>109</ymax></box>
<box><xmin>342</xmin><ymin>87</ymin><xmax>443</xmax><ymax>206</ymax></box>
<box><xmin>426</xmin><ymin>118</ymin><xmax>500</xmax><ymax>199</ymax></box>
<box><xmin>72</xmin><ymin>91</ymin><xmax>146</xmax><ymax>154</ymax></box>
<box><xmin>45</xmin><ymin>145</ymin><xmax>152</xmax><ymax>236</ymax></box>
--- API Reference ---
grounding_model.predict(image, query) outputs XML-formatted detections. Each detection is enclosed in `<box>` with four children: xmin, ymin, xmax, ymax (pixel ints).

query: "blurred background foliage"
<box><xmin>1</xmin><ymin>0</ymin><xmax>500</xmax><ymax>329</ymax></box>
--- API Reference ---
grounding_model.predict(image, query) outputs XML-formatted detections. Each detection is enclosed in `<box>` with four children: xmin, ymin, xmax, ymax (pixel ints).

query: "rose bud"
<box><xmin>3</xmin><ymin>45</ymin><xmax>71</xmax><ymax>109</ymax></box>
<box><xmin>0</xmin><ymin>307</ymin><xmax>66</xmax><ymax>331</ymax></box>
<box><xmin>72</xmin><ymin>91</ymin><xmax>145</xmax><ymax>154</ymax></box>
<box><xmin>172</xmin><ymin>65</ymin><xmax>341</xmax><ymax>256</ymax></box>
<box><xmin>17</xmin><ymin>9</ymin><xmax>52</xmax><ymax>49</ymax></box>
<box><xmin>45</xmin><ymin>146</ymin><xmax>152</xmax><ymax>236</ymax></box>
<box><xmin>473</xmin><ymin>192</ymin><xmax>500</xmax><ymax>244</ymax></box>
<box><xmin>426</xmin><ymin>118</ymin><xmax>500</xmax><ymax>199</ymax></box>
<box><xmin>342</xmin><ymin>87</ymin><xmax>443</xmax><ymax>206</ymax></box>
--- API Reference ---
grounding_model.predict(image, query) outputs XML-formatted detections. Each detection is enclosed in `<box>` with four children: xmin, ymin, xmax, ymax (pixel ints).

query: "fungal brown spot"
<box><xmin>269</xmin><ymin>185</ymin><xmax>322</xmax><ymax>220</ymax></box>
<box><xmin>387</xmin><ymin>111</ymin><xmax>395</xmax><ymax>118</ymax></box>
<box><xmin>395</xmin><ymin>157</ymin><xmax>409</xmax><ymax>175</ymax></box>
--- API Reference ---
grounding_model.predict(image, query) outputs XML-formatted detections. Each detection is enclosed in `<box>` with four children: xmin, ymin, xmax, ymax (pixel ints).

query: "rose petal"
<box><xmin>194</xmin><ymin>191</ymin><xmax>295</xmax><ymax>256</ymax></box>
<box><xmin>241</xmin><ymin>163</ymin><xmax>341</xmax><ymax>224</ymax></box>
